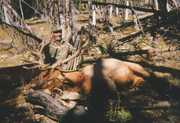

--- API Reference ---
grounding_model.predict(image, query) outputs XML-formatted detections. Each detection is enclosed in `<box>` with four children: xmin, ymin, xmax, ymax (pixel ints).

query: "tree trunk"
<box><xmin>109</xmin><ymin>5</ymin><xmax>113</xmax><ymax>17</ymax></box>
<box><xmin>115</xmin><ymin>7</ymin><xmax>119</xmax><ymax>16</ymax></box>
<box><xmin>92</xmin><ymin>5</ymin><xmax>96</xmax><ymax>26</ymax></box>
<box><xmin>157</xmin><ymin>0</ymin><xmax>168</xmax><ymax>21</ymax></box>
<box><xmin>154</xmin><ymin>0</ymin><xmax>159</xmax><ymax>10</ymax></box>
<box><xmin>3</xmin><ymin>5</ymin><xmax>11</xmax><ymax>24</ymax></box>
<box><xmin>125</xmin><ymin>1</ymin><xmax>130</xmax><ymax>21</ymax></box>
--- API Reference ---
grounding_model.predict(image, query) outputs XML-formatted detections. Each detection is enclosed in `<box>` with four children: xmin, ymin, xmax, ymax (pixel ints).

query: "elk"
<box><xmin>30</xmin><ymin>58</ymin><xmax>149</xmax><ymax>97</ymax></box>
<box><xmin>27</xmin><ymin>51</ymin><xmax>150</xmax><ymax>119</ymax></box>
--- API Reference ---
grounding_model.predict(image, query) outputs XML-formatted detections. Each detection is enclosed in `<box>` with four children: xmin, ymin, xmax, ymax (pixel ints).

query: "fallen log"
<box><xmin>113</xmin><ymin>13</ymin><xmax>154</xmax><ymax>31</ymax></box>
<box><xmin>26</xmin><ymin>90</ymin><xmax>71</xmax><ymax>121</ymax></box>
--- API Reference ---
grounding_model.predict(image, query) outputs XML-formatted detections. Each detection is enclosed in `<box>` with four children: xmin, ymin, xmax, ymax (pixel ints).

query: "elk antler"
<box><xmin>24</xmin><ymin>40</ymin><xmax>82</xmax><ymax>71</ymax></box>
<box><xmin>23</xmin><ymin>40</ymin><xmax>50</xmax><ymax>69</ymax></box>
<box><xmin>51</xmin><ymin>48</ymin><xmax>81</xmax><ymax>69</ymax></box>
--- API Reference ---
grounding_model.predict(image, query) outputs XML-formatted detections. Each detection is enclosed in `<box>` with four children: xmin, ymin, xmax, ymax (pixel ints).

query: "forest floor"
<box><xmin>0</xmin><ymin>11</ymin><xmax>180</xmax><ymax>123</ymax></box>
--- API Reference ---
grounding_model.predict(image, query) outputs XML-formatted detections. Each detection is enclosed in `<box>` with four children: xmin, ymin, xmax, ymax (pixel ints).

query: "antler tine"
<box><xmin>51</xmin><ymin>48</ymin><xmax>81</xmax><ymax>69</ymax></box>
<box><xmin>24</xmin><ymin>40</ymin><xmax>51</xmax><ymax>70</ymax></box>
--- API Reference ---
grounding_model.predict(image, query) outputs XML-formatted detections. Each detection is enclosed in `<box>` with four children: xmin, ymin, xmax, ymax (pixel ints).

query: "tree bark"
<box><xmin>157</xmin><ymin>0</ymin><xmax>168</xmax><ymax>21</ymax></box>
<box><xmin>125</xmin><ymin>1</ymin><xmax>130</xmax><ymax>21</ymax></box>
<box><xmin>109</xmin><ymin>5</ymin><xmax>113</xmax><ymax>17</ymax></box>
<box><xmin>92</xmin><ymin>5</ymin><xmax>96</xmax><ymax>26</ymax></box>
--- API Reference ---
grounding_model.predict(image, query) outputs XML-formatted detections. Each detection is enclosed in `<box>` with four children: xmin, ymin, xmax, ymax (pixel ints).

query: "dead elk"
<box><xmin>29</xmin><ymin>58</ymin><xmax>150</xmax><ymax>97</ymax></box>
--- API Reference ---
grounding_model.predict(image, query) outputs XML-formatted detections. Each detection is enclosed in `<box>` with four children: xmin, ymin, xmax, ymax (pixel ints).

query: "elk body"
<box><xmin>32</xmin><ymin>58</ymin><xmax>150</xmax><ymax>96</ymax></box>
<box><xmin>79</xmin><ymin>58</ymin><xmax>150</xmax><ymax>95</ymax></box>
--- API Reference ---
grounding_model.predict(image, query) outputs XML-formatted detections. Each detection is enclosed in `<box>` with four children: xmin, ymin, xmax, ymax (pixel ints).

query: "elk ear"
<box><xmin>132</xmin><ymin>76</ymin><xmax>145</xmax><ymax>87</ymax></box>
